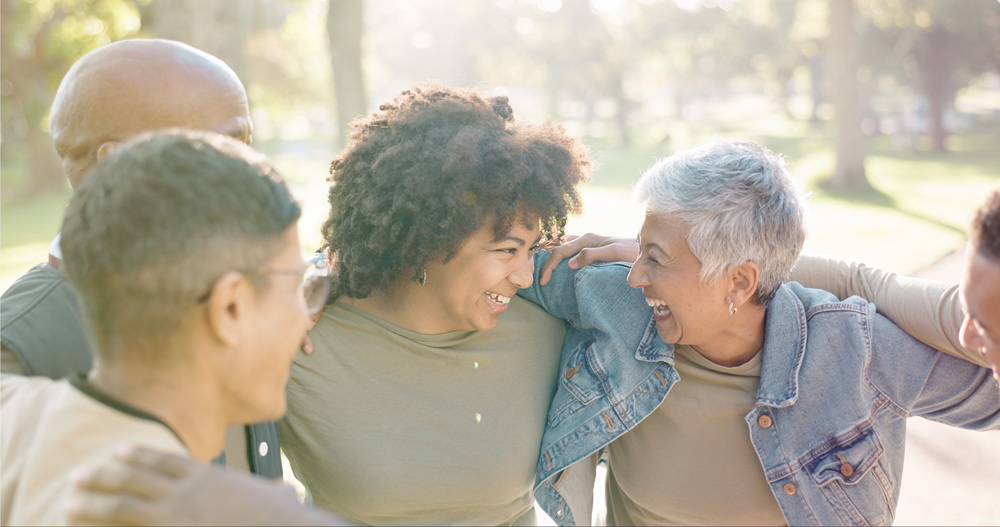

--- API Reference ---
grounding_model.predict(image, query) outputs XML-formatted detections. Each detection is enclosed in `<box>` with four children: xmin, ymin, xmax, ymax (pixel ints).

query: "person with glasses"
<box><xmin>0</xmin><ymin>131</ymin><xmax>335</xmax><ymax>526</ymax></box>
<box><xmin>0</xmin><ymin>39</ymin><xmax>286</xmax><ymax>480</ymax></box>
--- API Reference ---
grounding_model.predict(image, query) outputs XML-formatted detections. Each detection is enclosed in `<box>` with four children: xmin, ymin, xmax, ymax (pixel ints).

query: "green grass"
<box><xmin>2</xmin><ymin>112</ymin><xmax>997</xmax><ymax>293</ymax></box>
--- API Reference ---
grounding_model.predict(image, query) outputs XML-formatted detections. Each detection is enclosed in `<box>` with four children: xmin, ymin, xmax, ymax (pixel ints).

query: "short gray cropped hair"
<box><xmin>633</xmin><ymin>139</ymin><xmax>807</xmax><ymax>305</ymax></box>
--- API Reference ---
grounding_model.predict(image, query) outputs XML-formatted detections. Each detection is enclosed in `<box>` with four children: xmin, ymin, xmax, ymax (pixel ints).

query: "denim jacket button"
<box><xmin>757</xmin><ymin>415</ymin><xmax>773</xmax><ymax>428</ymax></box>
<box><xmin>565</xmin><ymin>367</ymin><xmax>577</xmax><ymax>379</ymax></box>
<box><xmin>555</xmin><ymin>508</ymin><xmax>564</xmax><ymax>518</ymax></box>
<box><xmin>783</xmin><ymin>482</ymin><xmax>796</xmax><ymax>495</ymax></box>
<box><xmin>840</xmin><ymin>462</ymin><xmax>855</xmax><ymax>478</ymax></box>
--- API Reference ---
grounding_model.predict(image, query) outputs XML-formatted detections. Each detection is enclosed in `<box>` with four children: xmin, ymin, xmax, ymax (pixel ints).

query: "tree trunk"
<box><xmin>327</xmin><ymin>0</ymin><xmax>367</xmax><ymax>145</ymax></box>
<box><xmin>826</xmin><ymin>0</ymin><xmax>868</xmax><ymax>187</ymax></box>
<box><xmin>145</xmin><ymin>0</ymin><xmax>254</xmax><ymax>86</ymax></box>
<box><xmin>918</xmin><ymin>27</ymin><xmax>950</xmax><ymax>153</ymax></box>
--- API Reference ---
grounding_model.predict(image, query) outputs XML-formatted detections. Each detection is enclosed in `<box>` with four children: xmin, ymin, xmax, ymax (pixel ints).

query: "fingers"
<box><xmin>65</xmin><ymin>493</ymin><xmax>155</xmax><ymax>526</ymax></box>
<box><xmin>569</xmin><ymin>244</ymin><xmax>638</xmax><ymax>269</ymax></box>
<box><xmin>538</xmin><ymin>234</ymin><xmax>606</xmax><ymax>285</ymax></box>
<box><xmin>115</xmin><ymin>445</ymin><xmax>196</xmax><ymax>479</ymax></box>
<box><xmin>301</xmin><ymin>333</ymin><xmax>313</xmax><ymax>355</ymax></box>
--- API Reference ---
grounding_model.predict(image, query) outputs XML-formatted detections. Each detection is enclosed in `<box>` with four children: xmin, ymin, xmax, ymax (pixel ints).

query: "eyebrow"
<box><xmin>495</xmin><ymin>234</ymin><xmax>543</xmax><ymax>246</ymax></box>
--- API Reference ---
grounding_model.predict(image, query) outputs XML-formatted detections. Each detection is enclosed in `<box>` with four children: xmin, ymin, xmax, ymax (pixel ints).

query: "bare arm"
<box><xmin>791</xmin><ymin>253</ymin><xmax>981</xmax><ymax>366</ymax></box>
<box><xmin>67</xmin><ymin>446</ymin><xmax>350</xmax><ymax>526</ymax></box>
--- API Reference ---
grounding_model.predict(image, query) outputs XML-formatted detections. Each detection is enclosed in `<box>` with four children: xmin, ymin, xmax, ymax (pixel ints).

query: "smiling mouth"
<box><xmin>484</xmin><ymin>291</ymin><xmax>512</xmax><ymax>313</ymax></box>
<box><xmin>645</xmin><ymin>296</ymin><xmax>671</xmax><ymax>318</ymax></box>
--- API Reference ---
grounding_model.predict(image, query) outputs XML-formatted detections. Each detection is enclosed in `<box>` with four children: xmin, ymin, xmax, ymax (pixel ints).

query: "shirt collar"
<box><xmin>48</xmin><ymin>234</ymin><xmax>63</xmax><ymax>268</ymax></box>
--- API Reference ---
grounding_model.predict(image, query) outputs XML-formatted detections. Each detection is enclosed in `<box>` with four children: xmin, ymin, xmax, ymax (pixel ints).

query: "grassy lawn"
<box><xmin>2</xmin><ymin>115</ymin><xmax>997</xmax><ymax>294</ymax></box>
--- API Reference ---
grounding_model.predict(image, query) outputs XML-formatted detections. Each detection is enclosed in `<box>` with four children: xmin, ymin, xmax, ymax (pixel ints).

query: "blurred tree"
<box><xmin>860</xmin><ymin>0</ymin><xmax>1000</xmax><ymax>152</ymax></box>
<box><xmin>140</xmin><ymin>0</ymin><xmax>255</xmax><ymax>86</ymax></box>
<box><xmin>328</xmin><ymin>0</ymin><xmax>367</xmax><ymax>142</ymax></box>
<box><xmin>0</xmin><ymin>0</ymin><xmax>141</xmax><ymax>195</ymax></box>
<box><xmin>826</xmin><ymin>0</ymin><xmax>868</xmax><ymax>186</ymax></box>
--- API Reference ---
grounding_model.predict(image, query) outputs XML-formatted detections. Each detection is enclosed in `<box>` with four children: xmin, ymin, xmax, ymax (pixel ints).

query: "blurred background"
<box><xmin>3</xmin><ymin>0</ymin><xmax>1000</xmax><ymax>289</ymax></box>
<box><xmin>1</xmin><ymin>1</ymin><xmax>999</xmax><ymax>523</ymax></box>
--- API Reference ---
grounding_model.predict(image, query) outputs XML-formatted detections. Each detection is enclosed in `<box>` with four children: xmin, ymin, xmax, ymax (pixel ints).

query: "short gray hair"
<box><xmin>633</xmin><ymin>139</ymin><xmax>807</xmax><ymax>305</ymax></box>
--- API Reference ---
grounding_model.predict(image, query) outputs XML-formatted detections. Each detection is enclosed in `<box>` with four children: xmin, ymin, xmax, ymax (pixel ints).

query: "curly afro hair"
<box><xmin>322</xmin><ymin>83</ymin><xmax>592</xmax><ymax>300</ymax></box>
<box><xmin>972</xmin><ymin>185</ymin><xmax>1000</xmax><ymax>263</ymax></box>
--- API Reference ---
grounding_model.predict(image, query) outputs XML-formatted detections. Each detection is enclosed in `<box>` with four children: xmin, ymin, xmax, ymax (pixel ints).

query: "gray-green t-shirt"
<box><xmin>281</xmin><ymin>297</ymin><xmax>567</xmax><ymax>526</ymax></box>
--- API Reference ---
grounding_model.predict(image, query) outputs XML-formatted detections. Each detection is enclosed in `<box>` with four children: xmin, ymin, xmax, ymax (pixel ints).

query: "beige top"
<box><xmin>281</xmin><ymin>297</ymin><xmax>567</xmax><ymax>526</ymax></box>
<box><xmin>0</xmin><ymin>375</ymin><xmax>188</xmax><ymax>526</ymax></box>
<box><xmin>605</xmin><ymin>345</ymin><xmax>786</xmax><ymax>526</ymax></box>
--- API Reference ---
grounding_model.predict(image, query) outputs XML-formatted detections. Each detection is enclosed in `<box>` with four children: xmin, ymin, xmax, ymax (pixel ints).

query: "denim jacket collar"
<box><xmin>634</xmin><ymin>316</ymin><xmax>674</xmax><ymax>365</ymax></box>
<box><xmin>756</xmin><ymin>285</ymin><xmax>808</xmax><ymax>408</ymax></box>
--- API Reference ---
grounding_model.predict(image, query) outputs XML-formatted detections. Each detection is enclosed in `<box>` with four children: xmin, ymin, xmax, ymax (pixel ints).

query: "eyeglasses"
<box><xmin>197</xmin><ymin>253</ymin><xmax>331</xmax><ymax>315</ymax></box>
<box><xmin>258</xmin><ymin>254</ymin><xmax>331</xmax><ymax>315</ymax></box>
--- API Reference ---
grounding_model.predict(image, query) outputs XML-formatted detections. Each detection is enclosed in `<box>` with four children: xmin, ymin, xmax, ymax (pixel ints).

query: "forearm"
<box><xmin>791</xmin><ymin>254</ymin><xmax>983</xmax><ymax>367</ymax></box>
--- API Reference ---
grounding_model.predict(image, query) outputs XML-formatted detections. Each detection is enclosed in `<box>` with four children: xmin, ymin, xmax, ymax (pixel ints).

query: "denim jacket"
<box><xmin>518</xmin><ymin>253</ymin><xmax>1000</xmax><ymax>526</ymax></box>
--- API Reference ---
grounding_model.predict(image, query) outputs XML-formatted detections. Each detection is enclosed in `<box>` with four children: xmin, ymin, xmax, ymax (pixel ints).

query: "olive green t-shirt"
<box><xmin>281</xmin><ymin>298</ymin><xmax>566</xmax><ymax>526</ymax></box>
<box><xmin>605</xmin><ymin>345</ymin><xmax>786</xmax><ymax>526</ymax></box>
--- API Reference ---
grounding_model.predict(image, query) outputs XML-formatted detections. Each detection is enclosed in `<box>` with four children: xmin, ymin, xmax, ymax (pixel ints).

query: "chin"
<box><xmin>475</xmin><ymin>317</ymin><xmax>501</xmax><ymax>332</ymax></box>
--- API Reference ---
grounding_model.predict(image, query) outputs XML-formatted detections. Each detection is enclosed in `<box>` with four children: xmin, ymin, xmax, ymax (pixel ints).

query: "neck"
<box><xmin>691</xmin><ymin>304</ymin><xmax>767</xmax><ymax>367</ymax></box>
<box><xmin>345</xmin><ymin>282</ymin><xmax>452</xmax><ymax>335</ymax></box>
<box><xmin>88</xmin><ymin>353</ymin><xmax>227</xmax><ymax>462</ymax></box>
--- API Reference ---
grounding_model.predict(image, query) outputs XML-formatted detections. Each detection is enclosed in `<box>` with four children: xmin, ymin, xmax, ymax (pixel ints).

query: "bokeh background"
<box><xmin>1</xmin><ymin>0</ymin><xmax>999</xmax><ymax>524</ymax></box>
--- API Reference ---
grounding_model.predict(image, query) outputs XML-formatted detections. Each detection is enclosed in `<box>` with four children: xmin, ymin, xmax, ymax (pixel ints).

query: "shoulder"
<box><xmin>1</xmin><ymin>264</ymin><xmax>78</xmax><ymax>325</ymax></box>
<box><xmin>1</xmin><ymin>375</ymin><xmax>65</xmax><ymax>416</ymax></box>
<box><xmin>573</xmin><ymin>262</ymin><xmax>644</xmax><ymax>305</ymax></box>
<box><xmin>783</xmin><ymin>281</ymin><xmax>870</xmax><ymax>317</ymax></box>
<box><xmin>0</xmin><ymin>265</ymin><xmax>91</xmax><ymax>378</ymax></box>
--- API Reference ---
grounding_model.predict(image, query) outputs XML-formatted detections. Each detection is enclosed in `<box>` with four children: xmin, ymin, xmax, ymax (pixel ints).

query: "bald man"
<box><xmin>0</xmin><ymin>39</ymin><xmax>280</xmax><ymax>479</ymax></box>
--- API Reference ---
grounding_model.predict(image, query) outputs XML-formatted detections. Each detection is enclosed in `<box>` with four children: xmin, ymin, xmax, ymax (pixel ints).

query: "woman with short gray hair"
<box><xmin>522</xmin><ymin>139</ymin><xmax>1000</xmax><ymax>526</ymax></box>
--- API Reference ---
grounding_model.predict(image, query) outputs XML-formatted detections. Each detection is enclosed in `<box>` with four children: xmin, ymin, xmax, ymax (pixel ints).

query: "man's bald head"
<box><xmin>49</xmin><ymin>39</ymin><xmax>252</xmax><ymax>188</ymax></box>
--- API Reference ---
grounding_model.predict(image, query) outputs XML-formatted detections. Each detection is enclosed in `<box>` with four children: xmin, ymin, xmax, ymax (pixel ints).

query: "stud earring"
<box><xmin>728</xmin><ymin>301</ymin><xmax>738</xmax><ymax>316</ymax></box>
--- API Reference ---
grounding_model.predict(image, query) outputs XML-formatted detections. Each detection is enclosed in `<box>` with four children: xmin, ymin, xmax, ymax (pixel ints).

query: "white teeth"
<box><xmin>645</xmin><ymin>297</ymin><xmax>668</xmax><ymax>308</ymax></box>
<box><xmin>645</xmin><ymin>297</ymin><xmax>670</xmax><ymax>315</ymax></box>
<box><xmin>485</xmin><ymin>292</ymin><xmax>511</xmax><ymax>305</ymax></box>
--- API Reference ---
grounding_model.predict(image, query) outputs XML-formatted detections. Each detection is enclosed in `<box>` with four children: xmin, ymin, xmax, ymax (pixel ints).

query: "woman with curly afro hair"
<box><xmin>280</xmin><ymin>83</ymin><xmax>592</xmax><ymax>525</ymax></box>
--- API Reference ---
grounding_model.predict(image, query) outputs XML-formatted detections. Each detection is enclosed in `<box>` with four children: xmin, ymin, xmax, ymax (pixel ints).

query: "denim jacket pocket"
<box><xmin>546</xmin><ymin>343</ymin><xmax>604</xmax><ymax>428</ymax></box>
<box><xmin>805</xmin><ymin>428</ymin><xmax>894</xmax><ymax>526</ymax></box>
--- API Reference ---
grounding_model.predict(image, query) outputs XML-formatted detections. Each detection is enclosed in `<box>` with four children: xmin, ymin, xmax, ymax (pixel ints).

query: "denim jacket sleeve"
<box><xmin>866</xmin><ymin>311</ymin><xmax>1000</xmax><ymax>429</ymax></box>
<box><xmin>517</xmin><ymin>251</ymin><xmax>581</xmax><ymax>323</ymax></box>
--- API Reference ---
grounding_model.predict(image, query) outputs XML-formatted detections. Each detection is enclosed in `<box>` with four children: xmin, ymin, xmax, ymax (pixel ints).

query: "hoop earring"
<box><xmin>728</xmin><ymin>301</ymin><xmax>737</xmax><ymax>316</ymax></box>
<box><xmin>419</xmin><ymin>268</ymin><xmax>427</xmax><ymax>286</ymax></box>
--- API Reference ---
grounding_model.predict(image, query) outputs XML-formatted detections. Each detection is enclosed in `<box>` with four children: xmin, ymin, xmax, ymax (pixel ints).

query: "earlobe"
<box><xmin>204</xmin><ymin>271</ymin><xmax>249</xmax><ymax>347</ymax></box>
<box><xmin>96</xmin><ymin>141</ymin><xmax>121</xmax><ymax>162</ymax></box>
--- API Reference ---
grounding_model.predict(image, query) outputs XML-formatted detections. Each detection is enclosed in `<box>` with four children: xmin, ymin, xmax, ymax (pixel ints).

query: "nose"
<box><xmin>960</xmin><ymin>315</ymin><xmax>984</xmax><ymax>352</ymax></box>
<box><xmin>626</xmin><ymin>260</ymin><xmax>648</xmax><ymax>290</ymax></box>
<box><xmin>510</xmin><ymin>253</ymin><xmax>535</xmax><ymax>289</ymax></box>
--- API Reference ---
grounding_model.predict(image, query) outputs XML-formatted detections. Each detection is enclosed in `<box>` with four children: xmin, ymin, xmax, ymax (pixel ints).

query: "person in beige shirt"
<box><xmin>0</xmin><ymin>131</ymin><xmax>329</xmax><ymax>525</ymax></box>
<box><xmin>0</xmin><ymin>38</ymin><xmax>286</xmax><ymax>480</ymax></box>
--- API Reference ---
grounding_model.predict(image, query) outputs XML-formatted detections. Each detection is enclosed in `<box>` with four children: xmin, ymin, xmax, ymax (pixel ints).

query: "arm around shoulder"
<box><xmin>867</xmin><ymin>313</ymin><xmax>1000</xmax><ymax>430</ymax></box>
<box><xmin>791</xmin><ymin>254</ymin><xmax>981</xmax><ymax>366</ymax></box>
